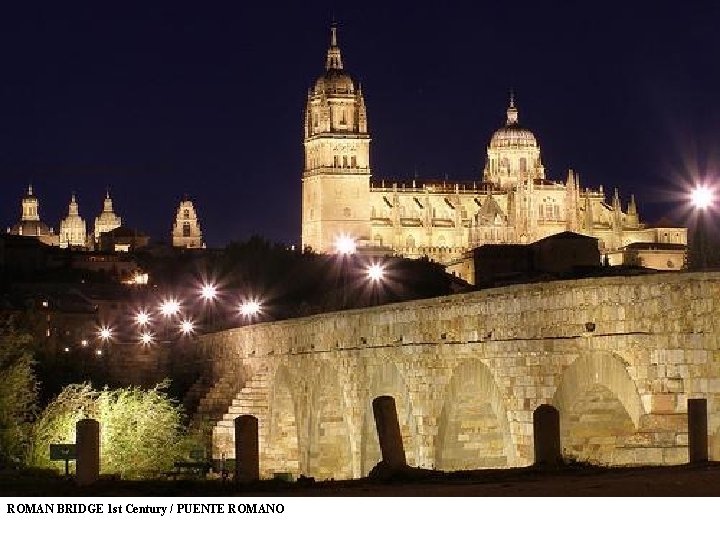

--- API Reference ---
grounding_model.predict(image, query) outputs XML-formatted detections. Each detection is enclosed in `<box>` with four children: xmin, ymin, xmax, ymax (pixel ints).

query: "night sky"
<box><xmin>0</xmin><ymin>2</ymin><xmax>718</xmax><ymax>247</ymax></box>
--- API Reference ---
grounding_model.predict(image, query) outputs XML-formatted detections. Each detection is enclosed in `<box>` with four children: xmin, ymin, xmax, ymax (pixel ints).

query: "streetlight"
<box><xmin>139</xmin><ymin>331</ymin><xmax>154</xmax><ymax>346</ymax></box>
<box><xmin>239</xmin><ymin>299</ymin><xmax>262</xmax><ymax>319</ymax></box>
<box><xmin>200</xmin><ymin>283</ymin><xmax>218</xmax><ymax>302</ymax></box>
<box><xmin>179</xmin><ymin>319</ymin><xmax>196</xmax><ymax>336</ymax></box>
<box><xmin>334</xmin><ymin>235</ymin><xmax>357</xmax><ymax>309</ymax></box>
<box><xmin>98</xmin><ymin>326</ymin><xmax>113</xmax><ymax>341</ymax></box>
<box><xmin>159</xmin><ymin>298</ymin><xmax>181</xmax><ymax>317</ymax></box>
<box><xmin>159</xmin><ymin>298</ymin><xmax>181</xmax><ymax>342</ymax></box>
<box><xmin>135</xmin><ymin>310</ymin><xmax>151</xmax><ymax>327</ymax></box>
<box><xmin>691</xmin><ymin>186</ymin><xmax>713</xmax><ymax>210</ymax></box>
<box><xmin>199</xmin><ymin>282</ymin><xmax>219</xmax><ymax>329</ymax></box>
<box><xmin>690</xmin><ymin>185</ymin><xmax>714</xmax><ymax>270</ymax></box>
<box><xmin>335</xmin><ymin>234</ymin><xmax>357</xmax><ymax>255</ymax></box>
<box><xmin>366</xmin><ymin>262</ymin><xmax>385</xmax><ymax>282</ymax></box>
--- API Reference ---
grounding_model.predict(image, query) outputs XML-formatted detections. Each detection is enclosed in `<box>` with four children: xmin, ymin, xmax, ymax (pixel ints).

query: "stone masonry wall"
<box><xmin>193</xmin><ymin>272</ymin><xmax>720</xmax><ymax>479</ymax></box>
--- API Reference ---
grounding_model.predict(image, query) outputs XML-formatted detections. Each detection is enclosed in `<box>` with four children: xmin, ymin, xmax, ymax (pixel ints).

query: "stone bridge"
<box><xmin>190</xmin><ymin>272</ymin><xmax>720</xmax><ymax>479</ymax></box>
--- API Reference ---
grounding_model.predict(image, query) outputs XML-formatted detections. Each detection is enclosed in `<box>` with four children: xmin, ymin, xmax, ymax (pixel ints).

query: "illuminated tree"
<box><xmin>29</xmin><ymin>382</ymin><xmax>189</xmax><ymax>479</ymax></box>
<box><xmin>0</xmin><ymin>324</ymin><xmax>38</xmax><ymax>466</ymax></box>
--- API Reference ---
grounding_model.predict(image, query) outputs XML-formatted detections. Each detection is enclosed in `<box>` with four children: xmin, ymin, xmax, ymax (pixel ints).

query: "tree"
<box><xmin>0</xmin><ymin>323</ymin><xmax>38</xmax><ymax>467</ymax></box>
<box><xmin>29</xmin><ymin>382</ymin><xmax>190</xmax><ymax>479</ymax></box>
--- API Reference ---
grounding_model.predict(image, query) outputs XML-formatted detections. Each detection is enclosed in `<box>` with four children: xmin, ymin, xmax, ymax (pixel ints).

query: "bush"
<box><xmin>29</xmin><ymin>382</ymin><xmax>190</xmax><ymax>479</ymax></box>
<box><xmin>0</xmin><ymin>325</ymin><xmax>38</xmax><ymax>467</ymax></box>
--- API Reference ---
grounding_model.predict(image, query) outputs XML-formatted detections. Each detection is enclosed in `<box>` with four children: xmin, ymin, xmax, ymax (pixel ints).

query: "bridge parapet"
<box><xmin>191</xmin><ymin>272</ymin><xmax>720</xmax><ymax>478</ymax></box>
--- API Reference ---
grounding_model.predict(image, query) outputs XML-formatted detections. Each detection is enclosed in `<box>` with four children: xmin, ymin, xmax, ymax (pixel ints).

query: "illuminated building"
<box><xmin>93</xmin><ymin>189</ymin><xmax>123</xmax><ymax>244</ymax></box>
<box><xmin>59</xmin><ymin>193</ymin><xmax>88</xmax><ymax>248</ymax></box>
<box><xmin>172</xmin><ymin>197</ymin><xmax>204</xmax><ymax>249</ymax></box>
<box><xmin>7</xmin><ymin>185</ymin><xmax>59</xmax><ymax>246</ymax></box>
<box><xmin>301</xmin><ymin>26</ymin><xmax>687</xmax><ymax>272</ymax></box>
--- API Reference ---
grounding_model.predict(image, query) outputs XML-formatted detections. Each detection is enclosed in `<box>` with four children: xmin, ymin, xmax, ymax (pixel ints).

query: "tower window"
<box><xmin>183</xmin><ymin>222</ymin><xmax>191</xmax><ymax>237</ymax></box>
<box><xmin>351</xmin><ymin>156</ymin><xmax>357</xmax><ymax>168</ymax></box>
<box><xmin>183</xmin><ymin>209</ymin><xmax>190</xmax><ymax>219</ymax></box>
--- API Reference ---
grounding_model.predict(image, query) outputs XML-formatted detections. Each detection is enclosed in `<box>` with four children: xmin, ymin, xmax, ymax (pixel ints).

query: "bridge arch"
<box><xmin>361</xmin><ymin>361</ymin><xmax>419</xmax><ymax>475</ymax></box>
<box><xmin>435</xmin><ymin>359</ymin><xmax>515</xmax><ymax>470</ymax></box>
<box><xmin>552</xmin><ymin>351</ymin><xmax>645</xmax><ymax>465</ymax></box>
<box><xmin>306</xmin><ymin>362</ymin><xmax>354</xmax><ymax>480</ymax></box>
<box><xmin>262</xmin><ymin>365</ymin><xmax>301</xmax><ymax>478</ymax></box>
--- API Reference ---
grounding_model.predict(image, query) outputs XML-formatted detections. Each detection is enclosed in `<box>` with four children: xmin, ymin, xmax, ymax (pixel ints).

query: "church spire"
<box><xmin>506</xmin><ymin>90</ymin><xmax>518</xmax><ymax>125</ymax></box>
<box><xmin>325</xmin><ymin>23</ymin><xmax>343</xmax><ymax>70</ymax></box>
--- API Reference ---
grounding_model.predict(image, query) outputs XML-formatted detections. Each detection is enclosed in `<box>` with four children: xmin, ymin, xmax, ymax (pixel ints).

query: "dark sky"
<box><xmin>1</xmin><ymin>2</ymin><xmax>718</xmax><ymax>247</ymax></box>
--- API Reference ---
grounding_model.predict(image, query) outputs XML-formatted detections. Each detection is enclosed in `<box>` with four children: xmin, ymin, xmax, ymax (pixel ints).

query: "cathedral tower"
<box><xmin>301</xmin><ymin>24</ymin><xmax>371</xmax><ymax>252</ymax></box>
<box><xmin>93</xmin><ymin>189</ymin><xmax>122</xmax><ymax>243</ymax></box>
<box><xmin>59</xmin><ymin>193</ymin><xmax>87</xmax><ymax>248</ymax></box>
<box><xmin>172</xmin><ymin>197</ymin><xmax>204</xmax><ymax>249</ymax></box>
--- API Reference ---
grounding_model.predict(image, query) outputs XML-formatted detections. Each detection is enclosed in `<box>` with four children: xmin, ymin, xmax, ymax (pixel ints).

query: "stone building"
<box><xmin>172</xmin><ymin>197</ymin><xmax>204</xmax><ymax>249</ymax></box>
<box><xmin>59</xmin><ymin>193</ymin><xmax>88</xmax><ymax>248</ymax></box>
<box><xmin>7</xmin><ymin>185</ymin><xmax>59</xmax><ymax>246</ymax></box>
<box><xmin>93</xmin><ymin>189</ymin><xmax>122</xmax><ymax>244</ymax></box>
<box><xmin>301</xmin><ymin>27</ymin><xmax>687</xmax><ymax>269</ymax></box>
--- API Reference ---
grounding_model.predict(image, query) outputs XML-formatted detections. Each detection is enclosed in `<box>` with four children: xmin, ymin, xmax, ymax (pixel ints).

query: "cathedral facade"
<box><xmin>301</xmin><ymin>27</ymin><xmax>687</xmax><ymax>269</ymax></box>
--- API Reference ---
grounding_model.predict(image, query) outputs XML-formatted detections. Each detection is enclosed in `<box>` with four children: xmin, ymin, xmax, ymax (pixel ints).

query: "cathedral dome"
<box><xmin>312</xmin><ymin>25</ymin><xmax>357</xmax><ymax>96</ymax></box>
<box><xmin>489</xmin><ymin>96</ymin><xmax>538</xmax><ymax>149</ymax></box>
<box><xmin>314</xmin><ymin>68</ymin><xmax>355</xmax><ymax>95</ymax></box>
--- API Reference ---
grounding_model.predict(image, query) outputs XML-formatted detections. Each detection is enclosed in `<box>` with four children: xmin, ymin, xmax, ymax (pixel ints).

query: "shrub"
<box><xmin>29</xmin><ymin>381</ymin><xmax>189</xmax><ymax>479</ymax></box>
<box><xmin>0</xmin><ymin>325</ymin><xmax>38</xmax><ymax>467</ymax></box>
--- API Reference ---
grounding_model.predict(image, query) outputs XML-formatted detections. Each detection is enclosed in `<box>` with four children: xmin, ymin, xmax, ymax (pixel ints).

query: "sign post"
<box><xmin>50</xmin><ymin>444</ymin><xmax>77</xmax><ymax>476</ymax></box>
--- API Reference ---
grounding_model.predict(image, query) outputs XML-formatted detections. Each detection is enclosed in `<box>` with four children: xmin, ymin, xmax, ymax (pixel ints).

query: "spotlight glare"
<box><xmin>135</xmin><ymin>310</ymin><xmax>151</xmax><ymax>326</ymax></box>
<box><xmin>367</xmin><ymin>262</ymin><xmax>385</xmax><ymax>282</ymax></box>
<box><xmin>239</xmin><ymin>299</ymin><xmax>262</xmax><ymax>317</ymax></box>
<box><xmin>160</xmin><ymin>298</ymin><xmax>181</xmax><ymax>317</ymax></box>
<box><xmin>200</xmin><ymin>283</ymin><xmax>218</xmax><ymax>301</ymax></box>
<box><xmin>139</xmin><ymin>331</ymin><xmax>154</xmax><ymax>346</ymax></box>
<box><xmin>98</xmin><ymin>326</ymin><xmax>113</xmax><ymax>341</ymax></box>
<box><xmin>691</xmin><ymin>186</ymin><xmax>713</xmax><ymax>210</ymax></box>
<box><xmin>179</xmin><ymin>319</ymin><xmax>195</xmax><ymax>335</ymax></box>
<box><xmin>334</xmin><ymin>234</ymin><xmax>357</xmax><ymax>255</ymax></box>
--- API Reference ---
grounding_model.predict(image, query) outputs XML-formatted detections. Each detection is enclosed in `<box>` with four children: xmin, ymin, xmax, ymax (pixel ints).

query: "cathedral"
<box><xmin>7</xmin><ymin>186</ymin><xmax>204</xmax><ymax>251</ymax></box>
<box><xmin>301</xmin><ymin>27</ymin><xmax>687</xmax><ymax>271</ymax></box>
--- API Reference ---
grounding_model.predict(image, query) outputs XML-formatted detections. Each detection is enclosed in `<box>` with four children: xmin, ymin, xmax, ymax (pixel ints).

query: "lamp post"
<box><xmin>690</xmin><ymin>186</ymin><xmax>713</xmax><ymax>270</ymax></box>
<box><xmin>335</xmin><ymin>235</ymin><xmax>356</xmax><ymax>309</ymax></box>
<box><xmin>366</xmin><ymin>261</ymin><xmax>385</xmax><ymax>306</ymax></box>
<box><xmin>200</xmin><ymin>282</ymin><xmax>218</xmax><ymax>330</ymax></box>
<box><xmin>159</xmin><ymin>298</ymin><xmax>181</xmax><ymax>342</ymax></box>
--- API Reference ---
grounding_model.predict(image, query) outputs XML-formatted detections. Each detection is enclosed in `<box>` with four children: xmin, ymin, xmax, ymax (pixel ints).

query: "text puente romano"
<box><xmin>186</xmin><ymin>28</ymin><xmax>716</xmax><ymax>479</ymax></box>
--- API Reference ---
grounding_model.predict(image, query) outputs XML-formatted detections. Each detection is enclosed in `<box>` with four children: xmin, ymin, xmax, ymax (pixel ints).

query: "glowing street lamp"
<box><xmin>239</xmin><ymin>299</ymin><xmax>262</xmax><ymax>318</ymax></box>
<box><xmin>135</xmin><ymin>310</ymin><xmax>151</xmax><ymax>326</ymax></box>
<box><xmin>690</xmin><ymin>185</ymin><xmax>714</xmax><ymax>270</ymax></box>
<box><xmin>179</xmin><ymin>319</ymin><xmax>196</xmax><ymax>335</ymax></box>
<box><xmin>335</xmin><ymin>234</ymin><xmax>357</xmax><ymax>255</ymax></box>
<box><xmin>691</xmin><ymin>186</ymin><xmax>713</xmax><ymax>210</ymax></box>
<box><xmin>200</xmin><ymin>283</ymin><xmax>218</xmax><ymax>302</ymax></box>
<box><xmin>139</xmin><ymin>331</ymin><xmax>154</xmax><ymax>346</ymax></box>
<box><xmin>367</xmin><ymin>262</ymin><xmax>385</xmax><ymax>282</ymax></box>
<box><xmin>98</xmin><ymin>326</ymin><xmax>113</xmax><ymax>341</ymax></box>
<box><xmin>159</xmin><ymin>298</ymin><xmax>181</xmax><ymax>317</ymax></box>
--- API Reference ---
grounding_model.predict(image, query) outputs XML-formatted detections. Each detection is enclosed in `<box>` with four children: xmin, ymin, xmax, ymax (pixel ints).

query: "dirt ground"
<box><xmin>3</xmin><ymin>463</ymin><xmax>720</xmax><ymax>497</ymax></box>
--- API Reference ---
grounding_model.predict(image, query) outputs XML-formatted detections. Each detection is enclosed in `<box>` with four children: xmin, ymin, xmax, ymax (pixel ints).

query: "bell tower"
<box><xmin>301</xmin><ymin>24</ymin><xmax>371</xmax><ymax>253</ymax></box>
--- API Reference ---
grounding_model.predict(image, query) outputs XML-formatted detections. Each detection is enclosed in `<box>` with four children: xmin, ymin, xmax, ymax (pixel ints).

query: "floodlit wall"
<box><xmin>194</xmin><ymin>272</ymin><xmax>720</xmax><ymax>478</ymax></box>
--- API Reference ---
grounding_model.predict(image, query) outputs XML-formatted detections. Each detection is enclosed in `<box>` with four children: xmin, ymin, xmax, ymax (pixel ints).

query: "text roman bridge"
<box><xmin>190</xmin><ymin>272</ymin><xmax>720</xmax><ymax>479</ymax></box>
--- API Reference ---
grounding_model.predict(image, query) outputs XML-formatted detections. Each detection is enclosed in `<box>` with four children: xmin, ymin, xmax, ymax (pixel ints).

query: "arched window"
<box><xmin>374</xmin><ymin>234</ymin><xmax>383</xmax><ymax>246</ymax></box>
<box><xmin>406</xmin><ymin>235</ymin><xmax>415</xmax><ymax>248</ymax></box>
<box><xmin>519</xmin><ymin>157</ymin><xmax>527</xmax><ymax>173</ymax></box>
<box><xmin>342</xmin><ymin>156</ymin><xmax>348</xmax><ymax>168</ymax></box>
<box><xmin>351</xmin><ymin>156</ymin><xmax>357</xmax><ymax>168</ymax></box>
